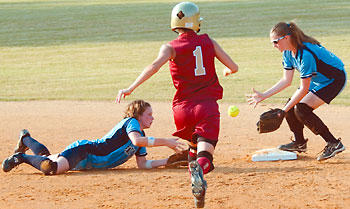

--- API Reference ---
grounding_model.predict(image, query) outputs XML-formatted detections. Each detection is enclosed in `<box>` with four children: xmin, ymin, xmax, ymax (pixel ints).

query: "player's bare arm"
<box><xmin>247</xmin><ymin>69</ymin><xmax>294</xmax><ymax>107</ymax></box>
<box><xmin>211</xmin><ymin>38</ymin><xmax>238</xmax><ymax>76</ymax></box>
<box><xmin>262</xmin><ymin>69</ymin><xmax>294</xmax><ymax>98</ymax></box>
<box><xmin>116</xmin><ymin>44</ymin><xmax>175</xmax><ymax>103</ymax></box>
<box><xmin>283</xmin><ymin>77</ymin><xmax>311</xmax><ymax>112</ymax></box>
<box><xmin>128</xmin><ymin>131</ymin><xmax>186</xmax><ymax>153</ymax></box>
<box><xmin>135</xmin><ymin>155</ymin><xmax>168</xmax><ymax>169</ymax></box>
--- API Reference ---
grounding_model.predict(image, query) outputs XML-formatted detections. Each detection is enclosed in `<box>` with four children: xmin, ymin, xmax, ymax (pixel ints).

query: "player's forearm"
<box><xmin>263</xmin><ymin>78</ymin><xmax>290</xmax><ymax>99</ymax></box>
<box><xmin>138</xmin><ymin>159</ymin><xmax>168</xmax><ymax>169</ymax></box>
<box><xmin>283</xmin><ymin>88</ymin><xmax>308</xmax><ymax>112</ymax></box>
<box><xmin>212</xmin><ymin>39</ymin><xmax>238</xmax><ymax>74</ymax></box>
<box><xmin>128</xmin><ymin>65</ymin><xmax>159</xmax><ymax>92</ymax></box>
<box><xmin>149</xmin><ymin>159</ymin><xmax>168</xmax><ymax>168</ymax></box>
<box><xmin>132</xmin><ymin>136</ymin><xmax>170</xmax><ymax>147</ymax></box>
<box><xmin>218</xmin><ymin>55</ymin><xmax>238</xmax><ymax>74</ymax></box>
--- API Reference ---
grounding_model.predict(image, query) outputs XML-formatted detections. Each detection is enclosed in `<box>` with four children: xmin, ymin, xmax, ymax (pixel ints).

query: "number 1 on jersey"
<box><xmin>193</xmin><ymin>46</ymin><xmax>206</xmax><ymax>76</ymax></box>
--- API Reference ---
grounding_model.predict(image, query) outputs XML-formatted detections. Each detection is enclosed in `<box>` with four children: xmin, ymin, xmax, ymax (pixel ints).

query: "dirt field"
<box><xmin>0</xmin><ymin>101</ymin><xmax>349</xmax><ymax>209</ymax></box>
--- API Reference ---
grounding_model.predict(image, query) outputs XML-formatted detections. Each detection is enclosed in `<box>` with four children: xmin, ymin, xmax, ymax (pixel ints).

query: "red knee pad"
<box><xmin>197</xmin><ymin>151</ymin><xmax>214</xmax><ymax>174</ymax></box>
<box><xmin>197</xmin><ymin>157</ymin><xmax>211</xmax><ymax>174</ymax></box>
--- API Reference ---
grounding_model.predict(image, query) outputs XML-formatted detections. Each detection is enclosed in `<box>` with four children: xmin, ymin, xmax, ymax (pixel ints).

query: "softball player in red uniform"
<box><xmin>117</xmin><ymin>2</ymin><xmax>238</xmax><ymax>208</ymax></box>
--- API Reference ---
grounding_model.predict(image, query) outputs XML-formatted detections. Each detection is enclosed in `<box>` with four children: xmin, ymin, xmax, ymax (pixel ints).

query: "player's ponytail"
<box><xmin>289</xmin><ymin>22</ymin><xmax>320</xmax><ymax>48</ymax></box>
<box><xmin>271</xmin><ymin>22</ymin><xmax>320</xmax><ymax>49</ymax></box>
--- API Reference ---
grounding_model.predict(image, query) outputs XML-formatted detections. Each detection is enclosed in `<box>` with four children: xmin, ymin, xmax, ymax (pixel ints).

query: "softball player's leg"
<box><xmin>189</xmin><ymin>137</ymin><xmax>217</xmax><ymax>208</ymax></box>
<box><xmin>2</xmin><ymin>152</ymin><xmax>57</xmax><ymax>175</ymax></box>
<box><xmin>188</xmin><ymin>143</ymin><xmax>197</xmax><ymax>162</ymax></box>
<box><xmin>15</xmin><ymin>129</ymin><xmax>51</xmax><ymax>156</ymax></box>
<box><xmin>43</xmin><ymin>139</ymin><xmax>100</xmax><ymax>174</ymax></box>
<box><xmin>190</xmin><ymin>101</ymin><xmax>219</xmax><ymax>208</ymax></box>
<box><xmin>298</xmin><ymin>73</ymin><xmax>346</xmax><ymax>161</ymax></box>
<box><xmin>3</xmin><ymin>129</ymin><xmax>54</xmax><ymax>174</ymax></box>
<box><xmin>45</xmin><ymin>155</ymin><xmax>69</xmax><ymax>174</ymax></box>
<box><xmin>173</xmin><ymin>100</ymin><xmax>220</xmax><ymax>208</ymax></box>
<box><xmin>278</xmin><ymin>104</ymin><xmax>308</xmax><ymax>153</ymax></box>
<box><xmin>297</xmin><ymin>95</ymin><xmax>345</xmax><ymax>161</ymax></box>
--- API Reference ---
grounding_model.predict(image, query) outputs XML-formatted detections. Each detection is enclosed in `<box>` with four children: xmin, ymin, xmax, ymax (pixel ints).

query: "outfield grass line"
<box><xmin>0</xmin><ymin>0</ymin><xmax>349</xmax><ymax>104</ymax></box>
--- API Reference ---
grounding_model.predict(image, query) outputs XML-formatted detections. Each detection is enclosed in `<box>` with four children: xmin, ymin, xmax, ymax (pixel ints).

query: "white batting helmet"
<box><xmin>171</xmin><ymin>2</ymin><xmax>203</xmax><ymax>32</ymax></box>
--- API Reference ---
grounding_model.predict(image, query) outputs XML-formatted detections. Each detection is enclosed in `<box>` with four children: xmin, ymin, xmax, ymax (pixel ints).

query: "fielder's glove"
<box><xmin>257</xmin><ymin>108</ymin><xmax>286</xmax><ymax>134</ymax></box>
<box><xmin>165</xmin><ymin>149</ymin><xmax>189</xmax><ymax>168</ymax></box>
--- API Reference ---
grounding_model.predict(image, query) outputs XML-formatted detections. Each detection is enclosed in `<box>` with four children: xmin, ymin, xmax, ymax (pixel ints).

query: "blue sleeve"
<box><xmin>300</xmin><ymin>51</ymin><xmax>317</xmax><ymax>79</ymax></box>
<box><xmin>126</xmin><ymin>118</ymin><xmax>144</xmax><ymax>136</ymax></box>
<box><xmin>126</xmin><ymin>118</ymin><xmax>147</xmax><ymax>156</ymax></box>
<box><xmin>282</xmin><ymin>51</ymin><xmax>294</xmax><ymax>70</ymax></box>
<box><xmin>136</xmin><ymin>147</ymin><xmax>147</xmax><ymax>156</ymax></box>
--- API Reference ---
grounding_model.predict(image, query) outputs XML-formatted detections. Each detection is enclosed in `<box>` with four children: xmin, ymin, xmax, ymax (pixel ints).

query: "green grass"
<box><xmin>1</xmin><ymin>0</ymin><xmax>350</xmax><ymax>104</ymax></box>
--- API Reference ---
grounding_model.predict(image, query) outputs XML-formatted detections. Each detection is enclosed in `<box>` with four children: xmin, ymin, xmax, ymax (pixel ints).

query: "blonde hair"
<box><xmin>124</xmin><ymin>100</ymin><xmax>151</xmax><ymax>119</ymax></box>
<box><xmin>270</xmin><ymin>22</ymin><xmax>320</xmax><ymax>49</ymax></box>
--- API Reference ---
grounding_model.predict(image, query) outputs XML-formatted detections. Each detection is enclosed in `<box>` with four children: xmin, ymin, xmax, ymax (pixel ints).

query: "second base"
<box><xmin>252</xmin><ymin>148</ymin><xmax>297</xmax><ymax>162</ymax></box>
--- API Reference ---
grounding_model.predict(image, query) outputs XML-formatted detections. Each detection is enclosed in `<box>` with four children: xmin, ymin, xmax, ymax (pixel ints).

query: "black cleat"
<box><xmin>14</xmin><ymin>129</ymin><xmax>31</xmax><ymax>153</ymax></box>
<box><xmin>317</xmin><ymin>139</ymin><xmax>345</xmax><ymax>161</ymax></box>
<box><xmin>278</xmin><ymin>138</ymin><xmax>308</xmax><ymax>153</ymax></box>
<box><xmin>2</xmin><ymin>153</ymin><xmax>24</xmax><ymax>172</ymax></box>
<box><xmin>189</xmin><ymin>160</ymin><xmax>207</xmax><ymax>208</ymax></box>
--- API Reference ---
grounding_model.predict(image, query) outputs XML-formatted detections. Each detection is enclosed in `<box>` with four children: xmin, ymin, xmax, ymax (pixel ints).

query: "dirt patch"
<box><xmin>0</xmin><ymin>101</ymin><xmax>349</xmax><ymax>208</ymax></box>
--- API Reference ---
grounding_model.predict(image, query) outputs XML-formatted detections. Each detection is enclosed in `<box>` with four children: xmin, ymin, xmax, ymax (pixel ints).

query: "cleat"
<box><xmin>14</xmin><ymin>129</ymin><xmax>31</xmax><ymax>153</ymax></box>
<box><xmin>2</xmin><ymin>153</ymin><xmax>24</xmax><ymax>172</ymax></box>
<box><xmin>278</xmin><ymin>138</ymin><xmax>308</xmax><ymax>153</ymax></box>
<box><xmin>317</xmin><ymin>139</ymin><xmax>345</xmax><ymax>161</ymax></box>
<box><xmin>189</xmin><ymin>160</ymin><xmax>207</xmax><ymax>208</ymax></box>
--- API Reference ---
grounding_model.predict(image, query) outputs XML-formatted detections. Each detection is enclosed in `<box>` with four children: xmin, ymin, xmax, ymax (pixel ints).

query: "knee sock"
<box><xmin>320</xmin><ymin>130</ymin><xmax>338</xmax><ymax>143</ymax></box>
<box><xmin>23</xmin><ymin>136</ymin><xmax>51</xmax><ymax>156</ymax></box>
<box><xmin>21</xmin><ymin>154</ymin><xmax>49</xmax><ymax>170</ymax></box>
<box><xmin>295</xmin><ymin>103</ymin><xmax>337</xmax><ymax>143</ymax></box>
<box><xmin>293</xmin><ymin>132</ymin><xmax>307</xmax><ymax>144</ymax></box>
<box><xmin>21</xmin><ymin>154</ymin><xmax>57</xmax><ymax>175</ymax></box>
<box><xmin>285</xmin><ymin>106</ymin><xmax>306</xmax><ymax>144</ymax></box>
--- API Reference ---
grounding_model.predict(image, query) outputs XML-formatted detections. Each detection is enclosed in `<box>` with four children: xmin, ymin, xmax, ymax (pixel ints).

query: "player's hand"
<box><xmin>246</xmin><ymin>88</ymin><xmax>264</xmax><ymax>108</ymax></box>
<box><xmin>167</xmin><ymin>138</ymin><xmax>187</xmax><ymax>153</ymax></box>
<box><xmin>223</xmin><ymin>67</ymin><xmax>233</xmax><ymax>76</ymax></box>
<box><xmin>116</xmin><ymin>88</ymin><xmax>132</xmax><ymax>103</ymax></box>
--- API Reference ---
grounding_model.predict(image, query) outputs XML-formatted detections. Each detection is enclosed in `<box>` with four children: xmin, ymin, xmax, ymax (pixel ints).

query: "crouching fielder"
<box><xmin>2</xmin><ymin>100</ymin><xmax>186</xmax><ymax>174</ymax></box>
<box><xmin>247</xmin><ymin>22</ymin><xmax>347</xmax><ymax>161</ymax></box>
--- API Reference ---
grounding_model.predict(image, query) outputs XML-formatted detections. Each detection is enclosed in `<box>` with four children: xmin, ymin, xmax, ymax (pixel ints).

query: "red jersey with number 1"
<box><xmin>168</xmin><ymin>30</ymin><xmax>223</xmax><ymax>104</ymax></box>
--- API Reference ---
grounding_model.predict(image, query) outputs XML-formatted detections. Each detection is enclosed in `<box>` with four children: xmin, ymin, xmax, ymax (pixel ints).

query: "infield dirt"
<box><xmin>0</xmin><ymin>101</ymin><xmax>349</xmax><ymax>208</ymax></box>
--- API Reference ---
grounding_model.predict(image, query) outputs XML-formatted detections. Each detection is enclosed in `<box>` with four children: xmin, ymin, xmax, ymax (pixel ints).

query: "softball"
<box><xmin>228</xmin><ymin>105</ymin><xmax>239</xmax><ymax>117</ymax></box>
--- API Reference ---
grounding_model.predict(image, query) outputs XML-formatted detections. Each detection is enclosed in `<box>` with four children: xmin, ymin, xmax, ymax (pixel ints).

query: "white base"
<box><xmin>252</xmin><ymin>148</ymin><xmax>297</xmax><ymax>162</ymax></box>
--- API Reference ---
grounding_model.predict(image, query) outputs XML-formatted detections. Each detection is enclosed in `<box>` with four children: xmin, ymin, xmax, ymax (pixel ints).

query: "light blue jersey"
<box><xmin>282</xmin><ymin>42</ymin><xmax>347</xmax><ymax>103</ymax></box>
<box><xmin>59</xmin><ymin>118</ymin><xmax>147</xmax><ymax>170</ymax></box>
<box><xmin>282</xmin><ymin>42</ymin><xmax>346</xmax><ymax>92</ymax></box>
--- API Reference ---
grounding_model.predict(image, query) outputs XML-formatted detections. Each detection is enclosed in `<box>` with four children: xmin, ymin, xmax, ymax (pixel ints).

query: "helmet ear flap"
<box><xmin>171</xmin><ymin>2</ymin><xmax>202</xmax><ymax>32</ymax></box>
